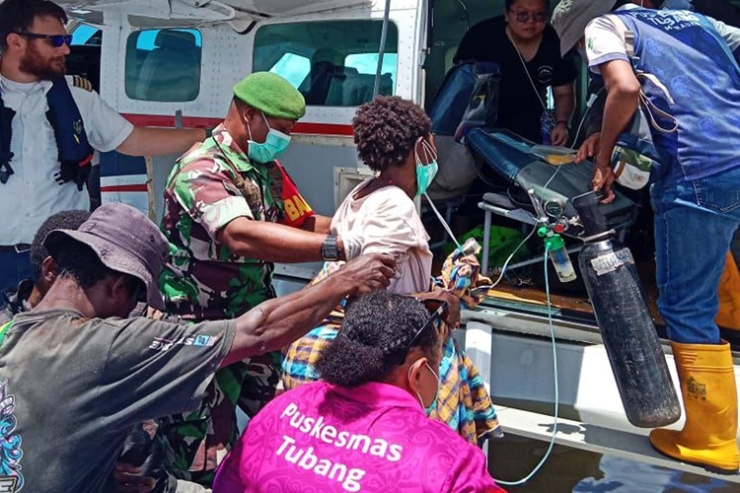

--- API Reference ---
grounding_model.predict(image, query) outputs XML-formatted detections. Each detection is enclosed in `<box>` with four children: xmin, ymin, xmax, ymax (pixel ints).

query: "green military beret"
<box><xmin>233</xmin><ymin>72</ymin><xmax>306</xmax><ymax>120</ymax></box>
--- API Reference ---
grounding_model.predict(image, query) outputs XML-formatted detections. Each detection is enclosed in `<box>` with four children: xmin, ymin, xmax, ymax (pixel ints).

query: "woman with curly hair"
<box><xmin>332</xmin><ymin>95</ymin><xmax>440</xmax><ymax>293</ymax></box>
<box><xmin>281</xmin><ymin>96</ymin><xmax>500</xmax><ymax>445</ymax></box>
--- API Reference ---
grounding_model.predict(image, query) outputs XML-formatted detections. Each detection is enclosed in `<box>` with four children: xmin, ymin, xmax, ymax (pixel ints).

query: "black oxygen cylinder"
<box><xmin>572</xmin><ymin>191</ymin><xmax>681</xmax><ymax>428</ymax></box>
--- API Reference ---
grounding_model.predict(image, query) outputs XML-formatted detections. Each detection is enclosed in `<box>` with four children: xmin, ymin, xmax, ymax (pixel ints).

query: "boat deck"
<box><xmin>494</xmin><ymin>405</ymin><xmax>740</xmax><ymax>485</ymax></box>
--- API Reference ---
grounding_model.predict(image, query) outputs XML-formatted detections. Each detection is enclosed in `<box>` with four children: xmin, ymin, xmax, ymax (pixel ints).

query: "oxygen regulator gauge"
<box><xmin>544</xmin><ymin>199</ymin><xmax>565</xmax><ymax>219</ymax></box>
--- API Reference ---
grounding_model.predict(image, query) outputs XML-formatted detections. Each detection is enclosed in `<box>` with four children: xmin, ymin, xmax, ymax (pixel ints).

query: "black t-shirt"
<box><xmin>454</xmin><ymin>16</ymin><xmax>578</xmax><ymax>142</ymax></box>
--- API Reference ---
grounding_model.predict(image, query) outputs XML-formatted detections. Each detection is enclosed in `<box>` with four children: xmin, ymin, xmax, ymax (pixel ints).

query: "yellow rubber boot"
<box><xmin>716</xmin><ymin>253</ymin><xmax>740</xmax><ymax>331</ymax></box>
<box><xmin>649</xmin><ymin>341</ymin><xmax>740</xmax><ymax>473</ymax></box>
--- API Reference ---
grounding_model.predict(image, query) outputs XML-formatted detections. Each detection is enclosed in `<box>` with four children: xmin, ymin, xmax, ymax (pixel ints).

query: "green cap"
<box><xmin>233</xmin><ymin>72</ymin><xmax>306</xmax><ymax>120</ymax></box>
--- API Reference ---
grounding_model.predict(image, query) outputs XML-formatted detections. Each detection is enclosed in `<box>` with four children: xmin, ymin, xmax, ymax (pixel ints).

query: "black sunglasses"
<box><xmin>395</xmin><ymin>300</ymin><xmax>448</xmax><ymax>364</ymax></box>
<box><xmin>507</xmin><ymin>9</ymin><xmax>548</xmax><ymax>23</ymax></box>
<box><xmin>17</xmin><ymin>32</ymin><xmax>73</xmax><ymax>48</ymax></box>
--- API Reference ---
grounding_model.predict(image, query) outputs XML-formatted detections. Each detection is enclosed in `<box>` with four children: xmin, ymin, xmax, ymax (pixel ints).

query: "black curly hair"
<box><xmin>29</xmin><ymin>210</ymin><xmax>90</xmax><ymax>283</ymax></box>
<box><xmin>352</xmin><ymin>96</ymin><xmax>432</xmax><ymax>172</ymax></box>
<box><xmin>316</xmin><ymin>291</ymin><xmax>441</xmax><ymax>388</ymax></box>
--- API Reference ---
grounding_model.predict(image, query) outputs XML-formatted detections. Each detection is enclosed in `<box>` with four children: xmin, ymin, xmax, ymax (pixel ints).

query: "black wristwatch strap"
<box><xmin>321</xmin><ymin>234</ymin><xmax>340</xmax><ymax>261</ymax></box>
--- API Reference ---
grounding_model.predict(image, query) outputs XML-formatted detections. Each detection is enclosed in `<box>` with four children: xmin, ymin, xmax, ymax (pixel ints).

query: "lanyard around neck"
<box><xmin>506</xmin><ymin>27</ymin><xmax>547</xmax><ymax>111</ymax></box>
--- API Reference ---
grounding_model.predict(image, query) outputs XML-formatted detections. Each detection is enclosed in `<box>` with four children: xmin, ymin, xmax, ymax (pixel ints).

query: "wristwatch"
<box><xmin>321</xmin><ymin>234</ymin><xmax>341</xmax><ymax>261</ymax></box>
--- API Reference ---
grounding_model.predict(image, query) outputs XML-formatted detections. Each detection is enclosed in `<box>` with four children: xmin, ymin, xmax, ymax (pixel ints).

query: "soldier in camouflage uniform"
<box><xmin>158</xmin><ymin>72</ymin><xmax>358</xmax><ymax>488</ymax></box>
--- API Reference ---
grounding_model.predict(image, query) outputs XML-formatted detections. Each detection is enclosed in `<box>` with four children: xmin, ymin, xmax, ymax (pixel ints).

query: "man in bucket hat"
<box><xmin>158</xmin><ymin>71</ymin><xmax>363</xmax><ymax>487</ymax></box>
<box><xmin>0</xmin><ymin>202</ymin><xmax>394</xmax><ymax>493</ymax></box>
<box><xmin>552</xmin><ymin>0</ymin><xmax>740</xmax><ymax>473</ymax></box>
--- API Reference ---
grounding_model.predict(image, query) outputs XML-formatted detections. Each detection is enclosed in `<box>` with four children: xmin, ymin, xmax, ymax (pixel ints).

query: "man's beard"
<box><xmin>19</xmin><ymin>42</ymin><xmax>66</xmax><ymax>80</ymax></box>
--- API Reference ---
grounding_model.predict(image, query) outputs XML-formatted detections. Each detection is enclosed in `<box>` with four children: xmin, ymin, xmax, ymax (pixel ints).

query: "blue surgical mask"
<box><xmin>247</xmin><ymin>112</ymin><xmax>292</xmax><ymax>163</ymax></box>
<box><xmin>415</xmin><ymin>139</ymin><xmax>439</xmax><ymax>197</ymax></box>
<box><xmin>410</xmin><ymin>362</ymin><xmax>440</xmax><ymax>417</ymax></box>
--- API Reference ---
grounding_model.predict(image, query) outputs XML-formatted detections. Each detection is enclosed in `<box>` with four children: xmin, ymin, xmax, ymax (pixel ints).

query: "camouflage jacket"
<box><xmin>158</xmin><ymin>126</ymin><xmax>288</xmax><ymax>486</ymax></box>
<box><xmin>159</xmin><ymin>125</ymin><xmax>289</xmax><ymax>320</ymax></box>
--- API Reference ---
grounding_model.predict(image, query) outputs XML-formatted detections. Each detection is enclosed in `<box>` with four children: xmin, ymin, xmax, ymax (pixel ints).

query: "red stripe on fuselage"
<box><xmin>120</xmin><ymin>114</ymin><xmax>354</xmax><ymax>136</ymax></box>
<box><xmin>100</xmin><ymin>184</ymin><xmax>148</xmax><ymax>192</ymax></box>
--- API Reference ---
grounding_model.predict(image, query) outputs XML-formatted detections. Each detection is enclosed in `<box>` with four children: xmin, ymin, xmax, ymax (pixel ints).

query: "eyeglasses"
<box><xmin>395</xmin><ymin>300</ymin><xmax>448</xmax><ymax>364</ymax></box>
<box><xmin>507</xmin><ymin>9</ymin><xmax>548</xmax><ymax>23</ymax></box>
<box><xmin>17</xmin><ymin>32</ymin><xmax>73</xmax><ymax>48</ymax></box>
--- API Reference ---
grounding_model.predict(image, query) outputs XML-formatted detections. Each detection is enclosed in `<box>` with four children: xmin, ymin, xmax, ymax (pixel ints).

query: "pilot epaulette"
<box><xmin>72</xmin><ymin>75</ymin><xmax>94</xmax><ymax>92</ymax></box>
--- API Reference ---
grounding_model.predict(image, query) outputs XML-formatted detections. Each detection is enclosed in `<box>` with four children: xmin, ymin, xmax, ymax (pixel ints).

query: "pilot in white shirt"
<box><xmin>0</xmin><ymin>0</ymin><xmax>207</xmax><ymax>296</ymax></box>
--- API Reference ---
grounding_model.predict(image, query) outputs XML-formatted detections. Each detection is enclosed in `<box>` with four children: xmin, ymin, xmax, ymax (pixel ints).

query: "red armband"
<box><xmin>276</xmin><ymin>161</ymin><xmax>315</xmax><ymax>228</ymax></box>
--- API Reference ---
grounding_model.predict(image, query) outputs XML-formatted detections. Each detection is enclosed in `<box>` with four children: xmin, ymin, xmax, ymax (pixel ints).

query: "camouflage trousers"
<box><xmin>158</xmin><ymin>351</ymin><xmax>281</xmax><ymax>487</ymax></box>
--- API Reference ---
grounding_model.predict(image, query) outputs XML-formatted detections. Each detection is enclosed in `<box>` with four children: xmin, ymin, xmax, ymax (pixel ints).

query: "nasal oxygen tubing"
<box><xmin>424</xmin><ymin>192</ymin><xmax>560</xmax><ymax>486</ymax></box>
<box><xmin>428</xmin><ymin>101</ymin><xmax>678</xmax><ymax>482</ymax></box>
<box><xmin>419</xmin><ymin>98</ymin><xmax>604</xmax><ymax>485</ymax></box>
<box><xmin>371</xmin><ymin>0</ymin><xmax>561</xmax><ymax>480</ymax></box>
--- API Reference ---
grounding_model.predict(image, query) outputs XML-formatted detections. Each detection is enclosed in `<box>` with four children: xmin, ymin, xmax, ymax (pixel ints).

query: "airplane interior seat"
<box><xmin>324</xmin><ymin>67</ymin><xmax>356</xmax><ymax>106</ymax></box>
<box><xmin>303</xmin><ymin>61</ymin><xmax>345</xmax><ymax>105</ymax></box>
<box><xmin>134</xmin><ymin>30</ymin><xmax>200</xmax><ymax>102</ymax></box>
<box><xmin>340</xmin><ymin>72</ymin><xmax>393</xmax><ymax>107</ymax></box>
<box><xmin>425</xmin><ymin>61</ymin><xmax>501</xmax><ymax>202</ymax></box>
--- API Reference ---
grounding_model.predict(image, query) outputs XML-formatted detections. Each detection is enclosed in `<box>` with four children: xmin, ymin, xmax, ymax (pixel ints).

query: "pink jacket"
<box><xmin>213</xmin><ymin>381</ymin><xmax>505</xmax><ymax>492</ymax></box>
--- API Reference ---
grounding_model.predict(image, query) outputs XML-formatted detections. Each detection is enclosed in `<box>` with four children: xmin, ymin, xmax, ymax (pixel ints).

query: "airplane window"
<box><xmin>124</xmin><ymin>28</ymin><xmax>202</xmax><ymax>102</ymax></box>
<box><xmin>71</xmin><ymin>24</ymin><xmax>100</xmax><ymax>46</ymax></box>
<box><xmin>269</xmin><ymin>53</ymin><xmax>311</xmax><ymax>88</ymax></box>
<box><xmin>254</xmin><ymin>20</ymin><xmax>398</xmax><ymax>107</ymax></box>
<box><xmin>345</xmin><ymin>53</ymin><xmax>398</xmax><ymax>88</ymax></box>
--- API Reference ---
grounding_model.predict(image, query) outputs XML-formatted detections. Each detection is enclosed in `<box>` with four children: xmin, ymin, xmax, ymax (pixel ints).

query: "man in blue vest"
<box><xmin>0</xmin><ymin>0</ymin><xmax>209</xmax><ymax>297</ymax></box>
<box><xmin>552</xmin><ymin>0</ymin><xmax>740</xmax><ymax>473</ymax></box>
<box><xmin>575</xmin><ymin>0</ymin><xmax>740</xmax><ymax>161</ymax></box>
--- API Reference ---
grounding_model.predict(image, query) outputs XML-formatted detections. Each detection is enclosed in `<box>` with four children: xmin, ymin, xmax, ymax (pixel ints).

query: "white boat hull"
<box><xmin>460</xmin><ymin>317</ymin><xmax>740</xmax><ymax>484</ymax></box>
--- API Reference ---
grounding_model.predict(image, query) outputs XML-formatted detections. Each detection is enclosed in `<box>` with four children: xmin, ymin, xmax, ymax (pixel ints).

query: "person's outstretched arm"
<box><xmin>117</xmin><ymin>127</ymin><xmax>207</xmax><ymax>157</ymax></box>
<box><xmin>222</xmin><ymin>253</ymin><xmax>396</xmax><ymax>366</ymax></box>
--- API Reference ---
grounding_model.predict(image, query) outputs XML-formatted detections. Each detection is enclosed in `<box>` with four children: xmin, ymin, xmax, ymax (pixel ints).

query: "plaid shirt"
<box><xmin>282</xmin><ymin>251</ymin><xmax>501</xmax><ymax>444</ymax></box>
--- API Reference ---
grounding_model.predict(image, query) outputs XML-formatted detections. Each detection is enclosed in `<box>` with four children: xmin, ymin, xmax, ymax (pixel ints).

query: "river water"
<box><xmin>488</xmin><ymin>437</ymin><xmax>737</xmax><ymax>492</ymax></box>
